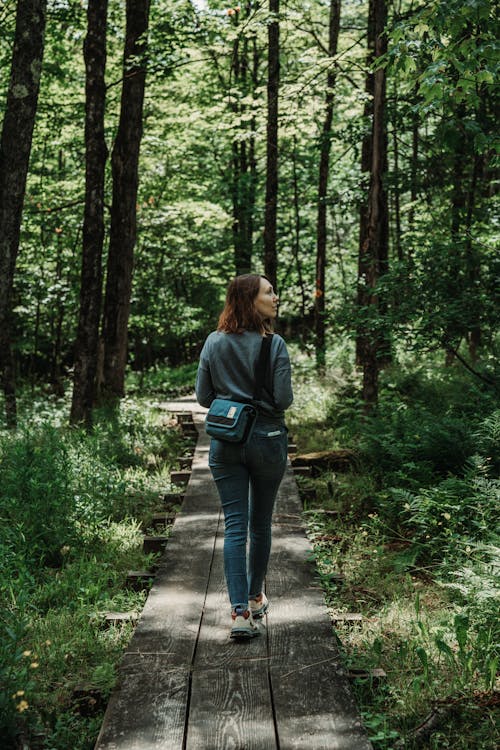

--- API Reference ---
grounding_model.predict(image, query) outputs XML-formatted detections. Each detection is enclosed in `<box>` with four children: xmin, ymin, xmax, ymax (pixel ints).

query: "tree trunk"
<box><xmin>465</xmin><ymin>154</ymin><xmax>482</xmax><ymax>361</ymax></box>
<box><xmin>357</xmin><ymin>0</ymin><xmax>389</xmax><ymax>411</ymax></box>
<box><xmin>291</xmin><ymin>136</ymin><xmax>307</xmax><ymax>318</ymax></box>
<box><xmin>263</xmin><ymin>0</ymin><xmax>279</xmax><ymax>289</ymax></box>
<box><xmin>314</xmin><ymin>0</ymin><xmax>341</xmax><ymax>371</ymax></box>
<box><xmin>70</xmin><ymin>0</ymin><xmax>108</xmax><ymax>426</ymax></box>
<box><xmin>231</xmin><ymin>9</ymin><xmax>258</xmax><ymax>275</ymax></box>
<box><xmin>355</xmin><ymin>0</ymin><xmax>376</xmax><ymax>368</ymax></box>
<box><xmin>0</xmin><ymin>0</ymin><xmax>47</xmax><ymax>427</ymax></box>
<box><xmin>100</xmin><ymin>0</ymin><xmax>150</xmax><ymax>400</ymax></box>
<box><xmin>408</xmin><ymin>105</ymin><xmax>419</xmax><ymax>239</ymax></box>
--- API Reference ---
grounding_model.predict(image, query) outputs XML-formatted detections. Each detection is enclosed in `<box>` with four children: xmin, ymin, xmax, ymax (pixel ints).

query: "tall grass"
<box><xmin>0</xmin><ymin>395</ymin><xmax>186</xmax><ymax>748</ymax></box>
<box><xmin>290</xmin><ymin>356</ymin><xmax>499</xmax><ymax>749</ymax></box>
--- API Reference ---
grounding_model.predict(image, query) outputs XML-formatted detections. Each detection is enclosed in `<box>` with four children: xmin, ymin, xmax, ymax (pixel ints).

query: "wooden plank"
<box><xmin>142</xmin><ymin>535</ymin><xmax>169</xmax><ymax>555</ymax></box>
<box><xmin>266</xmin><ymin>466</ymin><xmax>372</xmax><ymax>749</ymax></box>
<box><xmin>189</xmin><ymin>485</ymin><xmax>276</xmax><ymax>748</ymax></box>
<box><xmin>171</xmin><ymin>470</ymin><xmax>191</xmax><ymax>486</ymax></box>
<box><xmin>96</xmin><ymin>420</ymin><xmax>220</xmax><ymax>749</ymax></box>
<box><xmin>94</xmin><ymin>655</ymin><xmax>189</xmax><ymax>750</ymax></box>
<box><xmin>194</xmin><ymin>523</ymin><xmax>268</xmax><ymax>668</ymax></box>
<box><xmin>186</xmin><ymin>665</ymin><xmax>276</xmax><ymax>750</ymax></box>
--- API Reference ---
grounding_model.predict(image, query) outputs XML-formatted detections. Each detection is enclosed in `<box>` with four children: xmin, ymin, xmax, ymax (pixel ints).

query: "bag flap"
<box><xmin>206</xmin><ymin>399</ymin><xmax>256</xmax><ymax>427</ymax></box>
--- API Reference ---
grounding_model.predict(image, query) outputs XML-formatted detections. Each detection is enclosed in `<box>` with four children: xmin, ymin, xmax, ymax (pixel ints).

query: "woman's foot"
<box><xmin>249</xmin><ymin>592</ymin><xmax>269</xmax><ymax>619</ymax></box>
<box><xmin>230</xmin><ymin>606</ymin><xmax>260</xmax><ymax>639</ymax></box>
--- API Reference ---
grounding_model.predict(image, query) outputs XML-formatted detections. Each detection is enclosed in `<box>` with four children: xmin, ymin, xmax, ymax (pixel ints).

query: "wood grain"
<box><xmin>186</xmin><ymin>665</ymin><xmax>276</xmax><ymax>750</ymax></box>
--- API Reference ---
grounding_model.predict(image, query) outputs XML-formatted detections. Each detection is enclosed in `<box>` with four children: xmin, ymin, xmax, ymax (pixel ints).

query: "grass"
<box><xmin>288</xmin><ymin>353</ymin><xmax>499</xmax><ymax>750</ymax></box>
<box><xmin>0</xmin><ymin>383</ymin><xmax>191</xmax><ymax>749</ymax></box>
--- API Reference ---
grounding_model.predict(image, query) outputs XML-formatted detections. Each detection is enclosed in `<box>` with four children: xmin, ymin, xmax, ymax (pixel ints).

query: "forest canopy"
<box><xmin>0</xmin><ymin>0</ymin><xmax>498</xmax><ymax>416</ymax></box>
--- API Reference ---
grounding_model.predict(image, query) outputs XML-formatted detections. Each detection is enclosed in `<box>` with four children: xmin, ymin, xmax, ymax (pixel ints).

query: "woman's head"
<box><xmin>217</xmin><ymin>274</ymin><xmax>279</xmax><ymax>334</ymax></box>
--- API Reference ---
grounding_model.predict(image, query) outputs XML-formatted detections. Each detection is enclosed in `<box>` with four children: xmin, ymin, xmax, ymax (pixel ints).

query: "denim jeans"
<box><xmin>208</xmin><ymin>419</ymin><xmax>288</xmax><ymax>610</ymax></box>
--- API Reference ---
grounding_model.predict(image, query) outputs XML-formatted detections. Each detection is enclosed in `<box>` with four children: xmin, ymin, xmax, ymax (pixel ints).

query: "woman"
<box><xmin>195</xmin><ymin>274</ymin><xmax>293</xmax><ymax>639</ymax></box>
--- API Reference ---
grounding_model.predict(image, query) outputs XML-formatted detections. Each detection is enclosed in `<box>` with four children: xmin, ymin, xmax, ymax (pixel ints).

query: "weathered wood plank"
<box><xmin>94</xmin><ymin>655</ymin><xmax>189</xmax><ymax>750</ymax></box>
<box><xmin>186</xmin><ymin>665</ymin><xmax>276</xmax><ymax>750</ymax></box>
<box><xmin>266</xmin><ymin>466</ymin><xmax>372</xmax><ymax>749</ymax></box>
<box><xmin>195</xmin><ymin>524</ymin><xmax>268</xmax><ymax>668</ymax></box>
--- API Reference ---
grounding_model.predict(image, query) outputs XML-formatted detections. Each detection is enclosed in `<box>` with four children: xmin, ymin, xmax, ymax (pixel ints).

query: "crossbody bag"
<box><xmin>204</xmin><ymin>334</ymin><xmax>273</xmax><ymax>445</ymax></box>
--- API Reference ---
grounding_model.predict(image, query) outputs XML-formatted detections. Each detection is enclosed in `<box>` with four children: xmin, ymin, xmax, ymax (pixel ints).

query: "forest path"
<box><xmin>94</xmin><ymin>397</ymin><xmax>372</xmax><ymax>750</ymax></box>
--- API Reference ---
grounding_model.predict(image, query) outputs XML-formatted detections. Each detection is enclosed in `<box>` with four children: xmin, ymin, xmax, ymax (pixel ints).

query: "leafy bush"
<box><xmin>0</xmin><ymin>427</ymin><xmax>79</xmax><ymax>569</ymax></box>
<box><xmin>127</xmin><ymin>362</ymin><xmax>198</xmax><ymax>395</ymax></box>
<box><xmin>327</xmin><ymin>367</ymin><xmax>497</xmax><ymax>488</ymax></box>
<box><xmin>0</xmin><ymin>395</ymin><xmax>183</xmax><ymax>747</ymax></box>
<box><xmin>386</xmin><ymin>469</ymin><xmax>499</xmax><ymax>562</ymax></box>
<box><xmin>0</xmin><ymin>541</ymin><xmax>36</xmax><ymax>742</ymax></box>
<box><xmin>443</xmin><ymin>543</ymin><xmax>500</xmax><ymax>691</ymax></box>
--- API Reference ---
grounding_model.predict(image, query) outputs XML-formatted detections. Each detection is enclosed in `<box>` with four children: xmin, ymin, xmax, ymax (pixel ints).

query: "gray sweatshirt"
<box><xmin>195</xmin><ymin>330</ymin><xmax>293</xmax><ymax>421</ymax></box>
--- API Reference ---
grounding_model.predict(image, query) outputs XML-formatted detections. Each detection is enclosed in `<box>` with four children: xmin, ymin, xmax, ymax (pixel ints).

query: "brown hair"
<box><xmin>217</xmin><ymin>274</ymin><xmax>273</xmax><ymax>334</ymax></box>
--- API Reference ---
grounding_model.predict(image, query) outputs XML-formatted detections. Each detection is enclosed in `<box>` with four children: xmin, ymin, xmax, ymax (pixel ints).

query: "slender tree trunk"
<box><xmin>392</xmin><ymin>110</ymin><xmax>402</xmax><ymax>262</ymax></box>
<box><xmin>263</xmin><ymin>0</ymin><xmax>279</xmax><ymax>289</ymax></box>
<box><xmin>408</xmin><ymin>105</ymin><xmax>419</xmax><ymax>239</ymax></box>
<box><xmin>465</xmin><ymin>154</ymin><xmax>482</xmax><ymax>361</ymax></box>
<box><xmin>0</xmin><ymin>0</ymin><xmax>47</xmax><ymax>427</ymax></box>
<box><xmin>357</xmin><ymin>0</ymin><xmax>389</xmax><ymax>410</ymax></box>
<box><xmin>70</xmin><ymin>0</ymin><xmax>108</xmax><ymax>426</ymax></box>
<box><xmin>291</xmin><ymin>136</ymin><xmax>307</xmax><ymax>318</ymax></box>
<box><xmin>51</xmin><ymin>232</ymin><xmax>65</xmax><ymax>395</ymax></box>
<box><xmin>314</xmin><ymin>0</ymin><xmax>341</xmax><ymax>371</ymax></box>
<box><xmin>445</xmin><ymin>111</ymin><xmax>467</xmax><ymax>366</ymax></box>
<box><xmin>100</xmin><ymin>0</ymin><xmax>150</xmax><ymax>400</ymax></box>
<box><xmin>356</xmin><ymin>0</ymin><xmax>376</xmax><ymax>368</ymax></box>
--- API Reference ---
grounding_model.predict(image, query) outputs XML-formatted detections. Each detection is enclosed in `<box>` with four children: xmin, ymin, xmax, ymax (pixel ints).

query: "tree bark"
<box><xmin>70</xmin><ymin>0</ymin><xmax>108</xmax><ymax>426</ymax></box>
<box><xmin>465</xmin><ymin>154</ymin><xmax>482</xmax><ymax>361</ymax></box>
<box><xmin>355</xmin><ymin>0</ymin><xmax>376</xmax><ymax>368</ymax></box>
<box><xmin>0</xmin><ymin>0</ymin><xmax>47</xmax><ymax>427</ymax></box>
<box><xmin>230</xmin><ymin>7</ymin><xmax>258</xmax><ymax>275</ymax></box>
<box><xmin>291</xmin><ymin>136</ymin><xmax>307</xmax><ymax>318</ymax></box>
<box><xmin>100</xmin><ymin>0</ymin><xmax>150</xmax><ymax>400</ymax></box>
<box><xmin>356</xmin><ymin>0</ymin><xmax>389</xmax><ymax>410</ymax></box>
<box><xmin>314</xmin><ymin>0</ymin><xmax>341</xmax><ymax>371</ymax></box>
<box><xmin>263</xmin><ymin>0</ymin><xmax>279</xmax><ymax>290</ymax></box>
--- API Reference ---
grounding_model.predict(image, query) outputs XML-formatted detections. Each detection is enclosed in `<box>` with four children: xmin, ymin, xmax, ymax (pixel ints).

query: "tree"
<box><xmin>100</xmin><ymin>0</ymin><xmax>151</xmax><ymax>400</ymax></box>
<box><xmin>0</xmin><ymin>0</ymin><xmax>47</xmax><ymax>427</ymax></box>
<box><xmin>314</xmin><ymin>0</ymin><xmax>341</xmax><ymax>371</ymax></box>
<box><xmin>356</xmin><ymin>0</ymin><xmax>389</xmax><ymax>409</ymax></box>
<box><xmin>263</xmin><ymin>0</ymin><xmax>279</xmax><ymax>289</ymax></box>
<box><xmin>70</xmin><ymin>0</ymin><xmax>108</xmax><ymax>426</ymax></box>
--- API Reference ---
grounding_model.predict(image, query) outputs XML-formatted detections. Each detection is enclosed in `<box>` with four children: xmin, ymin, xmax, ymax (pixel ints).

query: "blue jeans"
<box><xmin>208</xmin><ymin>419</ymin><xmax>288</xmax><ymax>610</ymax></box>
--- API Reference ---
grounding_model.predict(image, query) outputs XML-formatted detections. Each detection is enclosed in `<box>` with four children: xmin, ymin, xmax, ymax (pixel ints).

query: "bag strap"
<box><xmin>253</xmin><ymin>334</ymin><xmax>273</xmax><ymax>401</ymax></box>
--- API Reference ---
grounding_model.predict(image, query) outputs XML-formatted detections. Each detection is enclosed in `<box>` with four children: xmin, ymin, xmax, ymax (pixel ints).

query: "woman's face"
<box><xmin>254</xmin><ymin>277</ymin><xmax>279</xmax><ymax>319</ymax></box>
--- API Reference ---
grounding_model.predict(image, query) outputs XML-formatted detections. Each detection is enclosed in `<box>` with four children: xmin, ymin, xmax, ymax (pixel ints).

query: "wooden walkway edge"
<box><xmin>94</xmin><ymin>400</ymin><xmax>372</xmax><ymax>750</ymax></box>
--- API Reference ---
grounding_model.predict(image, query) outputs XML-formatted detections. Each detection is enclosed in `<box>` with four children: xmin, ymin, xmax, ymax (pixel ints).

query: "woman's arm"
<box><xmin>195</xmin><ymin>345</ymin><xmax>216</xmax><ymax>407</ymax></box>
<box><xmin>272</xmin><ymin>338</ymin><xmax>293</xmax><ymax>410</ymax></box>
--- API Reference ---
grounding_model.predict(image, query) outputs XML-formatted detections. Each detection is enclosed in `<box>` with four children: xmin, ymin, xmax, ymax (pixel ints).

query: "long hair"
<box><xmin>217</xmin><ymin>274</ymin><xmax>273</xmax><ymax>334</ymax></box>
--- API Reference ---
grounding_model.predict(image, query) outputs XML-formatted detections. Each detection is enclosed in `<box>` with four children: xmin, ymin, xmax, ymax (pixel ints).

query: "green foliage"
<box><xmin>0</xmin><ymin>427</ymin><xmax>79</xmax><ymax>568</ymax></box>
<box><xmin>0</xmin><ymin>395</ymin><xmax>184</xmax><ymax>746</ymax></box>
<box><xmin>328</xmin><ymin>367</ymin><xmax>498</xmax><ymax>487</ymax></box>
<box><xmin>127</xmin><ymin>361</ymin><xmax>198</xmax><ymax>395</ymax></box>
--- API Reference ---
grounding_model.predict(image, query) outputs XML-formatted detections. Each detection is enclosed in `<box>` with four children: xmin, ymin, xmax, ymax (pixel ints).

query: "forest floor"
<box><xmin>286</xmin><ymin>355</ymin><xmax>499</xmax><ymax>750</ymax></box>
<box><xmin>1</xmin><ymin>353</ymin><xmax>498</xmax><ymax>749</ymax></box>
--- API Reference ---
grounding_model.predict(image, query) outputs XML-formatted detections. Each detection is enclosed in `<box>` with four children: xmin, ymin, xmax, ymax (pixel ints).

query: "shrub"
<box><xmin>0</xmin><ymin>427</ymin><xmax>79</xmax><ymax>569</ymax></box>
<box><xmin>327</xmin><ymin>367</ymin><xmax>498</xmax><ymax>489</ymax></box>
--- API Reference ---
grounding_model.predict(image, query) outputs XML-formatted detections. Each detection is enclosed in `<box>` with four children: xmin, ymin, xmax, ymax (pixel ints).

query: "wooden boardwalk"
<box><xmin>94</xmin><ymin>400</ymin><xmax>372</xmax><ymax>750</ymax></box>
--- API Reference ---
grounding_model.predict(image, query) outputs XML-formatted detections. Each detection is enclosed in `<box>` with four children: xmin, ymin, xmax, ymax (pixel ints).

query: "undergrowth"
<box><xmin>289</xmin><ymin>355</ymin><xmax>499</xmax><ymax>750</ymax></box>
<box><xmin>0</xmin><ymin>389</ymin><xmax>188</xmax><ymax>748</ymax></box>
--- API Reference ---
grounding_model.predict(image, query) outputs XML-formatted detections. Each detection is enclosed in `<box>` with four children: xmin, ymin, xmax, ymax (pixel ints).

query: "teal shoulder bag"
<box><xmin>205</xmin><ymin>334</ymin><xmax>273</xmax><ymax>444</ymax></box>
